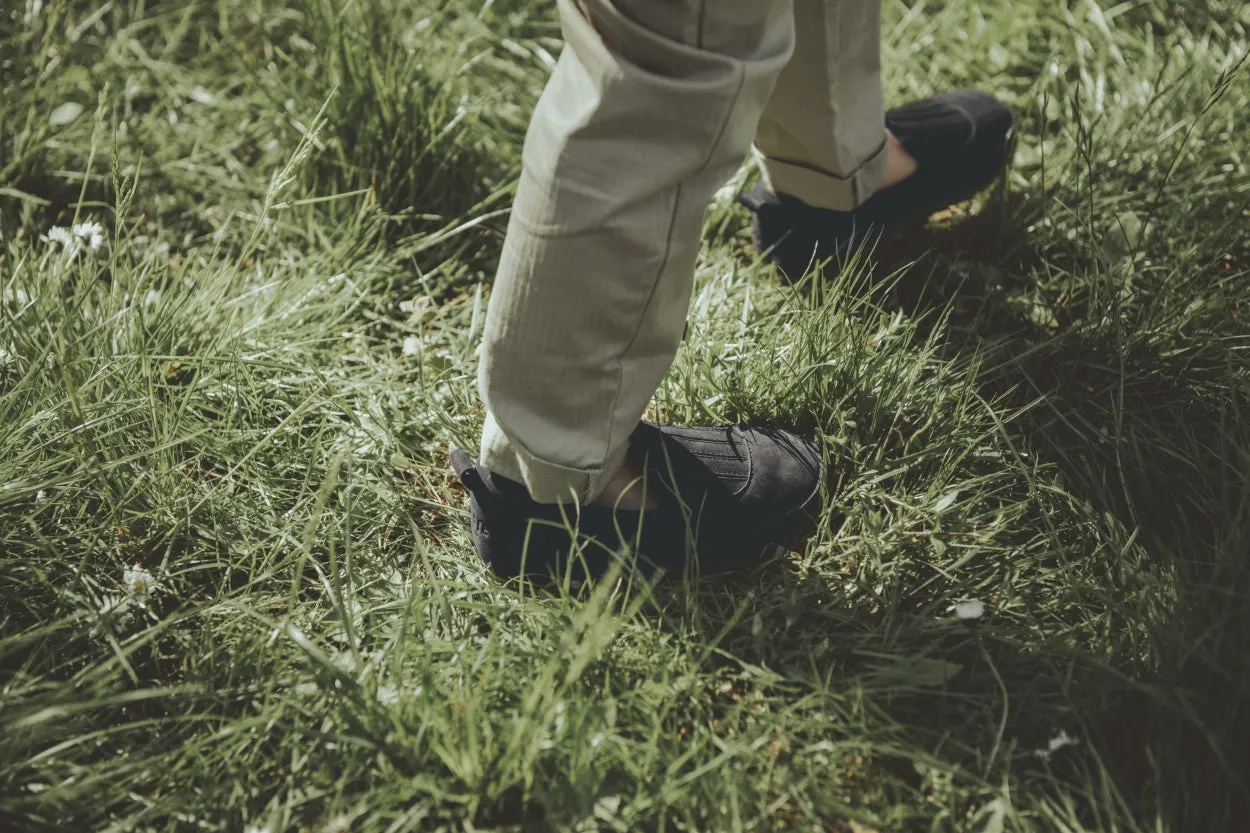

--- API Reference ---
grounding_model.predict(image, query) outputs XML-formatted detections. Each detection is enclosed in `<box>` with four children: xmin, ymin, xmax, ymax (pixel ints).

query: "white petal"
<box><xmin>49</xmin><ymin>102</ymin><xmax>83</xmax><ymax>127</ymax></box>
<box><xmin>44</xmin><ymin>226</ymin><xmax>73</xmax><ymax>248</ymax></box>
<box><xmin>189</xmin><ymin>86</ymin><xmax>217</xmax><ymax>106</ymax></box>
<box><xmin>1034</xmin><ymin>729</ymin><xmax>1080</xmax><ymax>760</ymax></box>
<box><xmin>950</xmin><ymin>599</ymin><xmax>985</xmax><ymax>620</ymax></box>
<box><xmin>318</xmin><ymin>815</ymin><xmax>350</xmax><ymax>833</ymax></box>
<box><xmin>72</xmin><ymin>221</ymin><xmax>105</xmax><ymax>252</ymax></box>
<box><xmin>97</xmin><ymin>594</ymin><xmax>126</xmax><ymax>616</ymax></box>
<box><xmin>24</xmin><ymin>1</ymin><xmax>45</xmax><ymax>27</ymax></box>
<box><xmin>1046</xmin><ymin>730</ymin><xmax>1079</xmax><ymax>753</ymax></box>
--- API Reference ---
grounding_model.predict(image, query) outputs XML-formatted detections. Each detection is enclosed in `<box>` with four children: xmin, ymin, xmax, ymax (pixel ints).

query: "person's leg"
<box><xmin>741</xmin><ymin>0</ymin><xmax>1015</xmax><ymax>268</ymax></box>
<box><xmin>754</xmin><ymin>0</ymin><xmax>890</xmax><ymax>211</ymax></box>
<box><xmin>477</xmin><ymin>0</ymin><xmax>794</xmax><ymax>505</ymax></box>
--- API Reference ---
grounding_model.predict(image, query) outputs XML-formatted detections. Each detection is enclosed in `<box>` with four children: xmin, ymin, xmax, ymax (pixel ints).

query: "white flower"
<box><xmin>44</xmin><ymin>226</ymin><xmax>74</xmax><ymax>249</ymax></box>
<box><xmin>71</xmin><ymin>221</ymin><xmax>105</xmax><ymax>252</ymax></box>
<box><xmin>89</xmin><ymin>593</ymin><xmax>133</xmax><ymax>638</ymax></box>
<box><xmin>1034</xmin><ymin>730</ymin><xmax>1080</xmax><ymax>761</ymax></box>
<box><xmin>376</xmin><ymin>685</ymin><xmax>399</xmax><ymax>706</ymax></box>
<box><xmin>401</xmin><ymin>335</ymin><xmax>420</xmax><ymax>356</ymax></box>
<box><xmin>123</xmin><ymin>564</ymin><xmax>156</xmax><ymax>607</ymax></box>
<box><xmin>949</xmin><ymin>599</ymin><xmax>985</xmax><ymax>620</ymax></box>
<box><xmin>42</xmin><ymin>222</ymin><xmax>104</xmax><ymax>258</ymax></box>
<box><xmin>89</xmin><ymin>567</ymin><xmax>159</xmax><ymax>638</ymax></box>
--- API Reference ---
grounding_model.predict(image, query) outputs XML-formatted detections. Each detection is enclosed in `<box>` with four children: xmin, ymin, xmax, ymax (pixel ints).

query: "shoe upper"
<box><xmin>885</xmin><ymin>90</ymin><xmax>1015</xmax><ymax>173</ymax></box>
<box><xmin>633</xmin><ymin>423</ymin><xmax>822</xmax><ymax>537</ymax></box>
<box><xmin>451</xmin><ymin>422</ymin><xmax>823</xmax><ymax>582</ymax></box>
<box><xmin>874</xmin><ymin>90</ymin><xmax>1016</xmax><ymax>219</ymax></box>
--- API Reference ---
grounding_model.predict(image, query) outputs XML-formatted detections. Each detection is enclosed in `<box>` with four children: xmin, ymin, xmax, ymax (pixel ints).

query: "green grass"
<box><xmin>2</xmin><ymin>0</ymin><xmax>1249</xmax><ymax>830</ymax></box>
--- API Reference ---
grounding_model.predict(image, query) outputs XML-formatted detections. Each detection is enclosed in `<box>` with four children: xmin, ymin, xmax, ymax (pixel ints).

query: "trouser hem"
<box><xmin>760</xmin><ymin>133</ymin><xmax>889</xmax><ymax>211</ymax></box>
<box><xmin>479</xmin><ymin>412</ymin><xmax>630</xmax><ymax>505</ymax></box>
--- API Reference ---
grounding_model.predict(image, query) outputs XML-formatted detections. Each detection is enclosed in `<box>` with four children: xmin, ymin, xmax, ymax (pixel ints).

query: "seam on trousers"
<box><xmin>601</xmin><ymin>183</ymin><xmax>683</xmax><ymax>486</ymax></box>
<box><xmin>601</xmin><ymin>7</ymin><xmax>750</xmax><ymax>480</ymax></box>
<box><xmin>826</xmin><ymin>0</ymin><xmax>846</xmax><ymax>193</ymax></box>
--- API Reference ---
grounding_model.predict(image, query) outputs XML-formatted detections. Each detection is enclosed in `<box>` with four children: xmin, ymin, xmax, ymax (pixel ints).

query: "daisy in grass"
<box><xmin>42</xmin><ymin>221</ymin><xmax>106</xmax><ymax>258</ymax></box>
<box><xmin>949</xmin><ymin>599</ymin><xmax>986</xmax><ymax>620</ymax></box>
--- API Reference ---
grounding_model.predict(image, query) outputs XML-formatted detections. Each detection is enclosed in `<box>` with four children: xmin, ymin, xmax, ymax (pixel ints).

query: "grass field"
<box><xmin>2</xmin><ymin>1</ymin><xmax>1249</xmax><ymax>830</ymax></box>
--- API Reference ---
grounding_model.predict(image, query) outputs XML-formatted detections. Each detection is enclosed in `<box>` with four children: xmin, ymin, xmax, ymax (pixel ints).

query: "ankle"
<box><xmin>880</xmin><ymin>130</ymin><xmax>917</xmax><ymax>189</ymax></box>
<box><xmin>591</xmin><ymin>449</ymin><xmax>660</xmax><ymax>510</ymax></box>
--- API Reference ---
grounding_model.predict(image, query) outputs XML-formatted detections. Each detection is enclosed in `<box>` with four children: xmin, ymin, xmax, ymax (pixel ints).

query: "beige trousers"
<box><xmin>478</xmin><ymin>0</ymin><xmax>886</xmax><ymax>503</ymax></box>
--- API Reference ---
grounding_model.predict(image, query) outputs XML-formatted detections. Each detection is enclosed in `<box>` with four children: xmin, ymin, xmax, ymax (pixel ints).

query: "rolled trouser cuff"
<box><xmin>760</xmin><ymin>134</ymin><xmax>889</xmax><ymax>211</ymax></box>
<box><xmin>479</xmin><ymin>411</ymin><xmax>630</xmax><ymax>505</ymax></box>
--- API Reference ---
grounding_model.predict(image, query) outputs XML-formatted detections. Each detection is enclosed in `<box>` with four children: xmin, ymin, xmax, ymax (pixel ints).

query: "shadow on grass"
<box><xmin>701</xmin><ymin>197</ymin><xmax>1250</xmax><ymax>830</ymax></box>
<box><xmin>669</xmin><ymin>536</ymin><xmax>1246</xmax><ymax>830</ymax></box>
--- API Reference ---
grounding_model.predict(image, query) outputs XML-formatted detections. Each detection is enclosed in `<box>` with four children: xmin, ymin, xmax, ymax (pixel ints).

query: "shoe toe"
<box><xmin>736</xmin><ymin>427</ymin><xmax>823</xmax><ymax>534</ymax></box>
<box><xmin>642</xmin><ymin>423</ymin><xmax>823</xmax><ymax>549</ymax></box>
<box><xmin>949</xmin><ymin>90</ymin><xmax>1015</xmax><ymax>166</ymax></box>
<box><xmin>942</xmin><ymin>89</ymin><xmax>1014</xmax><ymax>132</ymax></box>
<box><xmin>887</xmin><ymin>90</ymin><xmax>1015</xmax><ymax>167</ymax></box>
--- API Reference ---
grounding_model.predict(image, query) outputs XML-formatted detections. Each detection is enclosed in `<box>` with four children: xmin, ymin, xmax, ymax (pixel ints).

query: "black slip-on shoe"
<box><xmin>739</xmin><ymin>90</ymin><xmax>1016</xmax><ymax>270</ymax></box>
<box><xmin>450</xmin><ymin>422</ymin><xmax>823</xmax><ymax>582</ymax></box>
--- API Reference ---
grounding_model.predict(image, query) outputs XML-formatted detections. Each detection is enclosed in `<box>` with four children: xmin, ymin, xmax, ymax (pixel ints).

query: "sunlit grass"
<box><xmin>2</xmin><ymin>1</ymin><xmax>1248</xmax><ymax>831</ymax></box>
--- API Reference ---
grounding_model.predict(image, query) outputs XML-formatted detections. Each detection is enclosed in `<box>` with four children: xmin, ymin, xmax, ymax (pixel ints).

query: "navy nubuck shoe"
<box><xmin>450</xmin><ymin>422</ymin><xmax>823</xmax><ymax>583</ymax></box>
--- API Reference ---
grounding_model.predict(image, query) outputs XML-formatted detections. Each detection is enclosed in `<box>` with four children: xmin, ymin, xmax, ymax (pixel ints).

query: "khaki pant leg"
<box><xmin>755</xmin><ymin>0</ymin><xmax>887</xmax><ymax>210</ymax></box>
<box><xmin>478</xmin><ymin>0</ymin><xmax>794</xmax><ymax>503</ymax></box>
